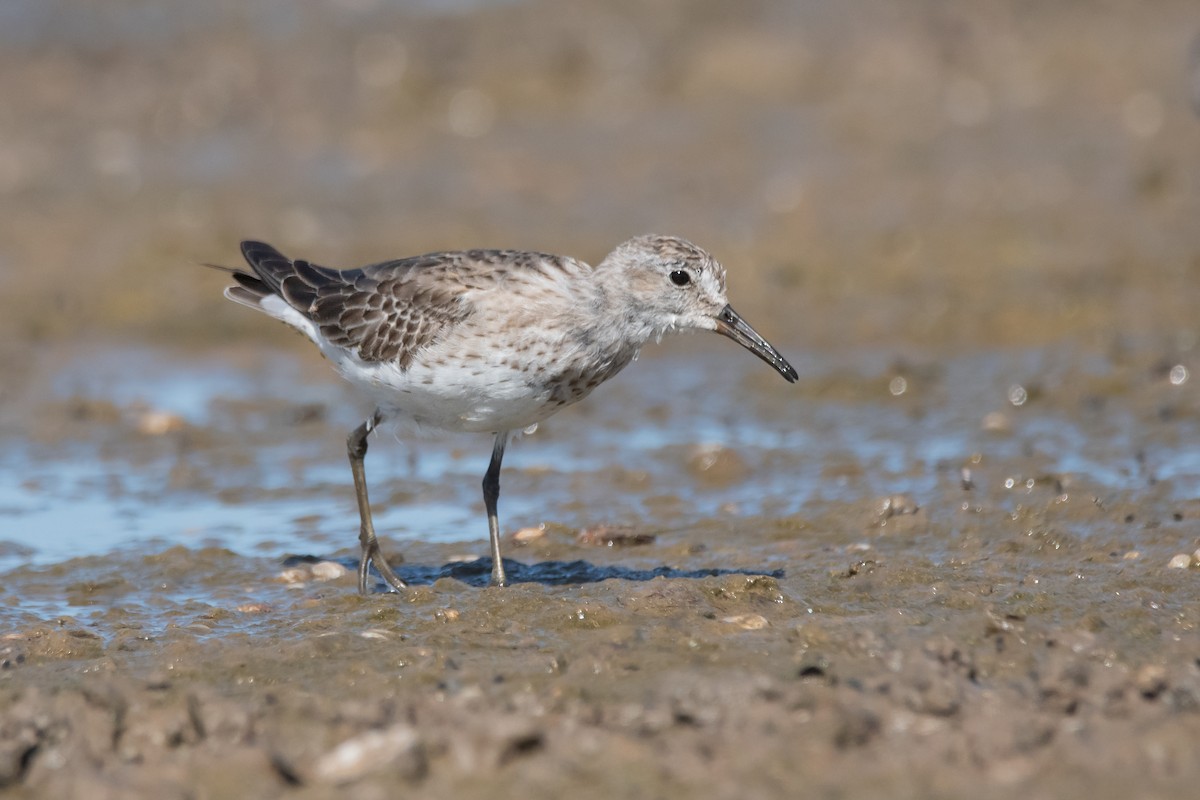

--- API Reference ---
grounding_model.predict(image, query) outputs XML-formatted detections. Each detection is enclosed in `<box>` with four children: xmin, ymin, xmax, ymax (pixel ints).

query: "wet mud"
<box><xmin>5</xmin><ymin>340</ymin><xmax>1200</xmax><ymax>800</ymax></box>
<box><xmin>3</xmin><ymin>1</ymin><xmax>1200</xmax><ymax>798</ymax></box>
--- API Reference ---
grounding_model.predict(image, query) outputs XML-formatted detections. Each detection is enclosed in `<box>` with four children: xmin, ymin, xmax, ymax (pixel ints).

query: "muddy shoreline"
<box><xmin>4</xmin><ymin>0</ymin><xmax>1200</xmax><ymax>797</ymax></box>
<box><xmin>4</xmin><ymin>509</ymin><xmax>1200</xmax><ymax>798</ymax></box>
<box><xmin>4</xmin><ymin>336</ymin><xmax>1200</xmax><ymax>798</ymax></box>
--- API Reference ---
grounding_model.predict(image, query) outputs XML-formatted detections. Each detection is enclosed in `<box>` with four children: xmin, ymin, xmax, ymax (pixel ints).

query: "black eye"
<box><xmin>669</xmin><ymin>270</ymin><xmax>691</xmax><ymax>286</ymax></box>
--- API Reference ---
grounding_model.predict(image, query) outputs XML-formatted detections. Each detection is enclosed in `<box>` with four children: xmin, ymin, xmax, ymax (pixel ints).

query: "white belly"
<box><xmin>339</xmin><ymin>356</ymin><xmax>564</xmax><ymax>433</ymax></box>
<box><xmin>270</xmin><ymin>292</ymin><xmax>636</xmax><ymax>433</ymax></box>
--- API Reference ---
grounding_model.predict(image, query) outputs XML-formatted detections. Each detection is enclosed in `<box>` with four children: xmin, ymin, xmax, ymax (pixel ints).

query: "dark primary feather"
<box><xmin>236</xmin><ymin>240</ymin><xmax>473</xmax><ymax>368</ymax></box>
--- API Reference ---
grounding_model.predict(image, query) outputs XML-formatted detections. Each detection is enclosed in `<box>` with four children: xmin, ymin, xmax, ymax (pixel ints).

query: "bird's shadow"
<box><xmin>286</xmin><ymin>556</ymin><xmax>784</xmax><ymax>589</ymax></box>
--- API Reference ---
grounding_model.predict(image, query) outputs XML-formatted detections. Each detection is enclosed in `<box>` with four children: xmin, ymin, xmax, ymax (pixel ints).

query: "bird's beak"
<box><xmin>714</xmin><ymin>304</ymin><xmax>798</xmax><ymax>383</ymax></box>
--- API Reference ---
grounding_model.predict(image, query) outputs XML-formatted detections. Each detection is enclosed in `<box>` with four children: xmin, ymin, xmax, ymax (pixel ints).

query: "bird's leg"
<box><xmin>483</xmin><ymin>431</ymin><xmax>510</xmax><ymax>587</ymax></box>
<box><xmin>347</xmin><ymin>411</ymin><xmax>407</xmax><ymax>594</ymax></box>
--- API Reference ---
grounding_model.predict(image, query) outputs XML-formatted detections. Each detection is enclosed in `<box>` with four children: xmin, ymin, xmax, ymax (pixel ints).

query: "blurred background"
<box><xmin>5</xmin><ymin>4</ymin><xmax>1200</xmax><ymax>792</ymax></box>
<box><xmin>2</xmin><ymin>0</ymin><xmax>1200</xmax><ymax>574</ymax></box>
<box><xmin>1</xmin><ymin>0</ymin><xmax>1197</xmax><ymax>359</ymax></box>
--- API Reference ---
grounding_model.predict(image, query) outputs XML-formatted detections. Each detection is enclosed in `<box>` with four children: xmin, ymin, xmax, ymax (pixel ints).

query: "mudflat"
<box><xmin>2</xmin><ymin>1</ymin><xmax>1199</xmax><ymax>798</ymax></box>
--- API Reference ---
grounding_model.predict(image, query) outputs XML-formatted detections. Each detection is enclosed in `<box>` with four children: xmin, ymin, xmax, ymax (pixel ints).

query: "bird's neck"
<box><xmin>587</xmin><ymin>265</ymin><xmax>675</xmax><ymax>348</ymax></box>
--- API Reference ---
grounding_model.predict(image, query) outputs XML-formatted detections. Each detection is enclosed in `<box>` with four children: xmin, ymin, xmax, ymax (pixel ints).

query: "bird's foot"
<box><xmin>358</xmin><ymin>540</ymin><xmax>407</xmax><ymax>594</ymax></box>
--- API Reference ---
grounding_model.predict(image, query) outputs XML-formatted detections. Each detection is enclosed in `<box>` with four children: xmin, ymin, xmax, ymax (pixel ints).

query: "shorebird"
<box><xmin>218</xmin><ymin>235</ymin><xmax>797</xmax><ymax>593</ymax></box>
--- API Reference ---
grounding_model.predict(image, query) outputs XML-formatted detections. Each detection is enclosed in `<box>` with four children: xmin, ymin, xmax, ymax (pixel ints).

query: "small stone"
<box><xmin>236</xmin><ymin>603</ymin><xmax>272</xmax><ymax>614</ymax></box>
<box><xmin>136</xmin><ymin>410</ymin><xmax>186</xmax><ymax>435</ymax></box>
<box><xmin>1122</xmin><ymin>551</ymin><xmax>1141</xmax><ymax>560</ymax></box>
<box><xmin>513</xmin><ymin>526</ymin><xmax>546</xmax><ymax>544</ymax></box>
<box><xmin>278</xmin><ymin>568</ymin><xmax>309</xmax><ymax>584</ymax></box>
<box><xmin>960</xmin><ymin>467</ymin><xmax>975</xmax><ymax>490</ymax></box>
<box><xmin>981</xmin><ymin>411</ymin><xmax>1012</xmax><ymax>433</ymax></box>
<box><xmin>685</xmin><ymin>443</ymin><xmax>748</xmax><ymax>484</ymax></box>
<box><xmin>1135</xmin><ymin>664</ymin><xmax>1169</xmax><ymax>699</ymax></box>
<box><xmin>721</xmin><ymin>614</ymin><xmax>769</xmax><ymax>630</ymax></box>
<box><xmin>1167</xmin><ymin>554</ymin><xmax>1193</xmax><ymax>569</ymax></box>
<box><xmin>877</xmin><ymin>494</ymin><xmax>919</xmax><ymax>519</ymax></box>
<box><xmin>310</xmin><ymin>561</ymin><xmax>347</xmax><ymax>581</ymax></box>
<box><xmin>281</xmin><ymin>560</ymin><xmax>348</xmax><ymax>584</ymax></box>
<box><xmin>360</xmin><ymin>629</ymin><xmax>392</xmax><ymax>640</ymax></box>
<box><xmin>314</xmin><ymin>725</ymin><xmax>425</xmax><ymax>784</ymax></box>
<box><xmin>576</xmin><ymin>526</ymin><xmax>655</xmax><ymax>547</ymax></box>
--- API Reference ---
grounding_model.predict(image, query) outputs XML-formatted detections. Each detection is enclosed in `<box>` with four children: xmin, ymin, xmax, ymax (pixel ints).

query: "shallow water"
<box><xmin>3</xmin><ymin>332</ymin><xmax>1198</xmax><ymax>799</ymax></box>
<box><xmin>3</xmin><ymin>337</ymin><xmax>1197</xmax><ymax>627</ymax></box>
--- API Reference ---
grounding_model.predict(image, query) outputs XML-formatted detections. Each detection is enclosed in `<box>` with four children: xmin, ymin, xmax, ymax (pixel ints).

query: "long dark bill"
<box><xmin>714</xmin><ymin>304</ymin><xmax>798</xmax><ymax>383</ymax></box>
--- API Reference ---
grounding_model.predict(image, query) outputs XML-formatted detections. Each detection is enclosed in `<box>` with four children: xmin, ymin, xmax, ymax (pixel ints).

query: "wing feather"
<box><xmin>234</xmin><ymin>241</ymin><xmax>475</xmax><ymax>368</ymax></box>
<box><xmin>228</xmin><ymin>242</ymin><xmax>589</xmax><ymax>367</ymax></box>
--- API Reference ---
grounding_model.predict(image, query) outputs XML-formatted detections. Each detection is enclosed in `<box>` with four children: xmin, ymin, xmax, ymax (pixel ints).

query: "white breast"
<box><xmin>324</xmin><ymin>325</ymin><xmax>595</xmax><ymax>434</ymax></box>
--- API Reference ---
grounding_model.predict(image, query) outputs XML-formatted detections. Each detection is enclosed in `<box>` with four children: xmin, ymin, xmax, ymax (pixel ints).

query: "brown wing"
<box><xmin>236</xmin><ymin>241</ymin><xmax>473</xmax><ymax>368</ymax></box>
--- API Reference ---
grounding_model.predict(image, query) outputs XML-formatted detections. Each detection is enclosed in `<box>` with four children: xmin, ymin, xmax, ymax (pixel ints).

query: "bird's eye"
<box><xmin>669</xmin><ymin>270</ymin><xmax>691</xmax><ymax>287</ymax></box>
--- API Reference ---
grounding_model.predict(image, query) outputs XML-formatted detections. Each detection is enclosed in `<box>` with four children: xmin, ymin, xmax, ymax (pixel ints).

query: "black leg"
<box><xmin>347</xmin><ymin>411</ymin><xmax>406</xmax><ymax>593</ymax></box>
<box><xmin>483</xmin><ymin>431</ymin><xmax>510</xmax><ymax>587</ymax></box>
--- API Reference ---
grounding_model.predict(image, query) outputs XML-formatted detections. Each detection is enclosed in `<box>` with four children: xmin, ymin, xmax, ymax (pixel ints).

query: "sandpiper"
<box><xmin>218</xmin><ymin>235</ymin><xmax>797</xmax><ymax>593</ymax></box>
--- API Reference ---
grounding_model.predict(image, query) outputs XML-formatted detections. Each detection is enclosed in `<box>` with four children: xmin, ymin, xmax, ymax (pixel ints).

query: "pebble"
<box><xmin>512</xmin><ymin>526</ymin><xmax>546</xmax><ymax>544</ymax></box>
<box><xmin>278</xmin><ymin>560</ymin><xmax>348</xmax><ymax>584</ymax></box>
<box><xmin>721</xmin><ymin>614</ymin><xmax>769</xmax><ymax>630</ymax></box>
<box><xmin>136</xmin><ymin>409</ymin><xmax>186</xmax><ymax>436</ymax></box>
<box><xmin>278</xmin><ymin>568</ymin><xmax>308</xmax><ymax>584</ymax></box>
<box><xmin>235</xmin><ymin>603</ymin><xmax>271</xmax><ymax>614</ymax></box>
<box><xmin>1167</xmin><ymin>554</ymin><xmax>1194</xmax><ymax>569</ymax></box>
<box><xmin>1135</xmin><ymin>664</ymin><xmax>1169</xmax><ymax>698</ymax></box>
<box><xmin>314</xmin><ymin>725</ymin><xmax>425</xmax><ymax>784</ymax></box>
<box><xmin>960</xmin><ymin>467</ymin><xmax>975</xmax><ymax>491</ymax></box>
<box><xmin>310</xmin><ymin>561</ymin><xmax>348</xmax><ymax>581</ymax></box>
<box><xmin>981</xmin><ymin>411</ymin><xmax>1012</xmax><ymax>433</ymax></box>
<box><xmin>685</xmin><ymin>442</ymin><xmax>748</xmax><ymax>484</ymax></box>
<box><xmin>360</xmin><ymin>629</ymin><xmax>392</xmax><ymax>641</ymax></box>
<box><xmin>576</xmin><ymin>526</ymin><xmax>655</xmax><ymax>547</ymax></box>
<box><xmin>877</xmin><ymin>494</ymin><xmax>919</xmax><ymax>519</ymax></box>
